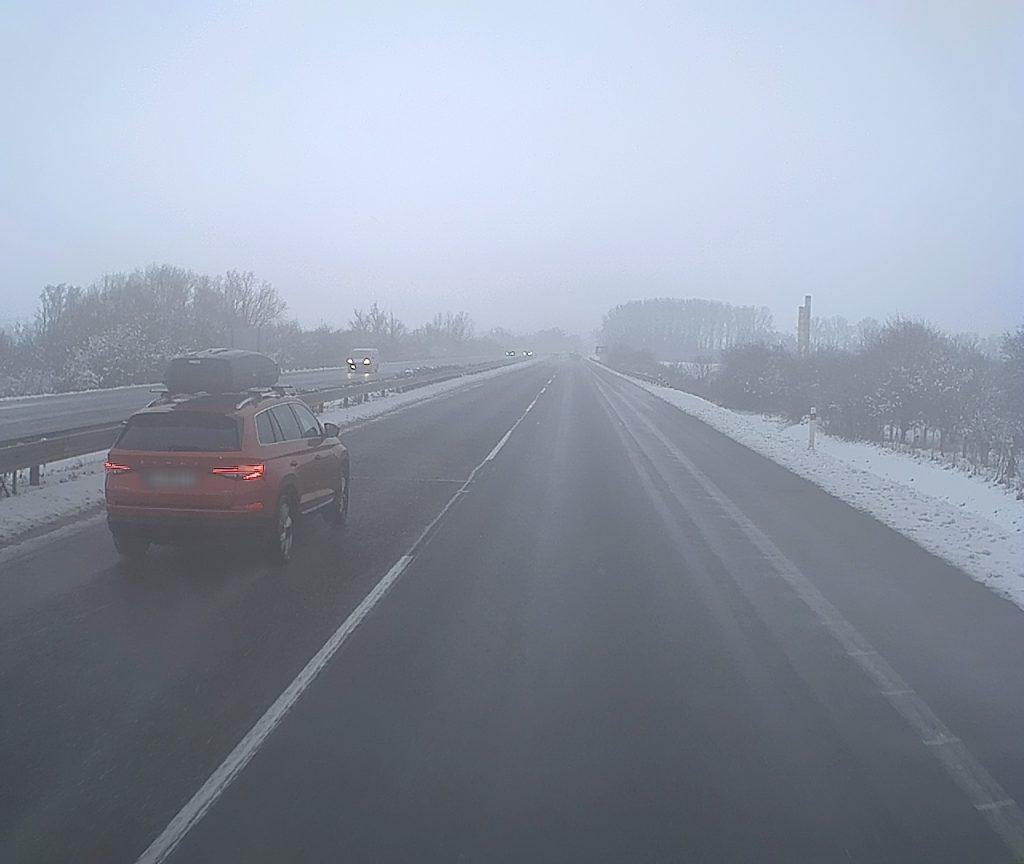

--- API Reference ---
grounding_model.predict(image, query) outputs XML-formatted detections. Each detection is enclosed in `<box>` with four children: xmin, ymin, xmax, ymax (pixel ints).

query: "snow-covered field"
<box><xmin>0</xmin><ymin>451</ymin><xmax>108</xmax><ymax>544</ymax></box>
<box><xmin>600</xmin><ymin>363</ymin><xmax>1024</xmax><ymax>611</ymax></box>
<box><xmin>0</xmin><ymin>360</ymin><xmax>535</xmax><ymax>547</ymax></box>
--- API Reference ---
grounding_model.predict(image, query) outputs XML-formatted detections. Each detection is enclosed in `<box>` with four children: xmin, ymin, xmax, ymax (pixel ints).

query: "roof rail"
<box><xmin>145</xmin><ymin>385</ymin><xmax>298</xmax><ymax>410</ymax></box>
<box><xmin>148</xmin><ymin>390</ymin><xmax>214</xmax><ymax>407</ymax></box>
<box><xmin>246</xmin><ymin>384</ymin><xmax>297</xmax><ymax>396</ymax></box>
<box><xmin>235</xmin><ymin>385</ymin><xmax>297</xmax><ymax>409</ymax></box>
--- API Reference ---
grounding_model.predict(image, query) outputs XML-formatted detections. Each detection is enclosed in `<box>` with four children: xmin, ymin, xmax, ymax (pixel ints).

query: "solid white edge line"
<box><xmin>591</xmin><ymin>367</ymin><xmax>1024</xmax><ymax>859</ymax></box>
<box><xmin>134</xmin><ymin>371</ymin><xmax>551</xmax><ymax>864</ymax></box>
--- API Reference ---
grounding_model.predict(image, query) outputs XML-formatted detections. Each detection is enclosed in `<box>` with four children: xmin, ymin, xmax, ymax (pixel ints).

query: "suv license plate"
<box><xmin>145</xmin><ymin>470</ymin><xmax>198</xmax><ymax>489</ymax></box>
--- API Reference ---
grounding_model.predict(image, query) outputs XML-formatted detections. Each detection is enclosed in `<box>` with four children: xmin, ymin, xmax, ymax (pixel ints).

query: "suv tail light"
<box><xmin>104</xmin><ymin>461</ymin><xmax>132</xmax><ymax>473</ymax></box>
<box><xmin>210</xmin><ymin>463</ymin><xmax>265</xmax><ymax>481</ymax></box>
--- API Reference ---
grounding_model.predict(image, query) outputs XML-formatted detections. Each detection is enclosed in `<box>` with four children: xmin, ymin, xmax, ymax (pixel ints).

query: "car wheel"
<box><xmin>324</xmin><ymin>473</ymin><xmax>349</xmax><ymax>528</ymax></box>
<box><xmin>112</xmin><ymin>529</ymin><xmax>149</xmax><ymax>560</ymax></box>
<box><xmin>269</xmin><ymin>495</ymin><xmax>296</xmax><ymax>563</ymax></box>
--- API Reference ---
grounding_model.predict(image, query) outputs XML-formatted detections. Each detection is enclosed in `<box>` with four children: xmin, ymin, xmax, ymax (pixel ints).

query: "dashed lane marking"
<box><xmin>134</xmin><ymin>376</ymin><xmax>551</xmax><ymax>864</ymax></box>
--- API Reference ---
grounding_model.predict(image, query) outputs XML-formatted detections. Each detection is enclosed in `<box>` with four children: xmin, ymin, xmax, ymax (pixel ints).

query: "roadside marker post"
<box><xmin>809</xmin><ymin>407</ymin><xmax>817</xmax><ymax>451</ymax></box>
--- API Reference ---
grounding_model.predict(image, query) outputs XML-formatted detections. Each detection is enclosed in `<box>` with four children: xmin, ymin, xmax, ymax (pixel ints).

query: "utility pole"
<box><xmin>797</xmin><ymin>294</ymin><xmax>811</xmax><ymax>355</ymax></box>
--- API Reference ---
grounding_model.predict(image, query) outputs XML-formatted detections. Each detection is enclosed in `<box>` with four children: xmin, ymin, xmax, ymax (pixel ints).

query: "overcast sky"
<box><xmin>1</xmin><ymin>1</ymin><xmax>1022</xmax><ymax>336</ymax></box>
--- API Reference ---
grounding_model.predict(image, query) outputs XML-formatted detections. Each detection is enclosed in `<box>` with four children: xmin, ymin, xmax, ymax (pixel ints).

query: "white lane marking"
<box><xmin>134</xmin><ymin>554</ymin><xmax>412</xmax><ymax>864</ymax></box>
<box><xmin>484</xmin><ymin>374</ymin><xmax>552</xmax><ymax>463</ymax></box>
<box><xmin>591</xmin><ymin>369</ymin><xmax>1024</xmax><ymax>858</ymax></box>
<box><xmin>923</xmin><ymin>734</ymin><xmax>961</xmax><ymax>747</ymax></box>
<box><xmin>134</xmin><ymin>376</ymin><xmax>551</xmax><ymax>864</ymax></box>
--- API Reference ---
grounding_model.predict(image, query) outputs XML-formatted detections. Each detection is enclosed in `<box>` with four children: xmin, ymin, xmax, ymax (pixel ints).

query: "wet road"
<box><xmin>4</xmin><ymin>357</ymin><xmax>1024</xmax><ymax>862</ymax></box>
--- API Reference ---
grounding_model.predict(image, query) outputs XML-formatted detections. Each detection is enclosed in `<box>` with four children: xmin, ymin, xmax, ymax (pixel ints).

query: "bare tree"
<box><xmin>36</xmin><ymin>283</ymin><xmax>81</xmax><ymax>341</ymax></box>
<box><xmin>429</xmin><ymin>311</ymin><xmax>474</xmax><ymax>341</ymax></box>
<box><xmin>350</xmin><ymin>303</ymin><xmax>407</xmax><ymax>343</ymax></box>
<box><xmin>601</xmin><ymin>297</ymin><xmax>774</xmax><ymax>360</ymax></box>
<box><xmin>222</xmin><ymin>270</ymin><xmax>286</xmax><ymax>329</ymax></box>
<box><xmin>221</xmin><ymin>270</ymin><xmax>286</xmax><ymax>349</ymax></box>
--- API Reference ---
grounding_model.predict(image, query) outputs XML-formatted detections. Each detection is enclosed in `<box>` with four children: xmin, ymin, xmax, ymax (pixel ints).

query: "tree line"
<box><xmin>0</xmin><ymin>264</ymin><xmax>578</xmax><ymax>396</ymax></box>
<box><xmin>601</xmin><ymin>297</ymin><xmax>776</xmax><ymax>359</ymax></box>
<box><xmin>600</xmin><ymin>297</ymin><xmax>1006</xmax><ymax>360</ymax></box>
<box><xmin>607</xmin><ymin>317</ymin><xmax>1024</xmax><ymax>491</ymax></box>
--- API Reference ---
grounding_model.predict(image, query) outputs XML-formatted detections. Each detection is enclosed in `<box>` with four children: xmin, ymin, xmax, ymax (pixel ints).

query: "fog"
<box><xmin>2</xmin><ymin>1</ymin><xmax>1021</xmax><ymax>335</ymax></box>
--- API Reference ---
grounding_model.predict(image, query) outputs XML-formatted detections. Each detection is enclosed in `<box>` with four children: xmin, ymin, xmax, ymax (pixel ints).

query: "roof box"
<box><xmin>164</xmin><ymin>349</ymin><xmax>280</xmax><ymax>395</ymax></box>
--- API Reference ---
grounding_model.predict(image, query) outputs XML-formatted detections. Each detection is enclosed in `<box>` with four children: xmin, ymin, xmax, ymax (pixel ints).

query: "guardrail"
<box><xmin>589</xmin><ymin>358</ymin><xmax>668</xmax><ymax>387</ymax></box>
<box><xmin>0</xmin><ymin>360</ymin><xmax>517</xmax><ymax>495</ymax></box>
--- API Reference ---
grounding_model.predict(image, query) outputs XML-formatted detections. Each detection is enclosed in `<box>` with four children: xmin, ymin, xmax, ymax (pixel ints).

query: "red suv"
<box><xmin>104</xmin><ymin>391</ymin><xmax>349</xmax><ymax>562</ymax></box>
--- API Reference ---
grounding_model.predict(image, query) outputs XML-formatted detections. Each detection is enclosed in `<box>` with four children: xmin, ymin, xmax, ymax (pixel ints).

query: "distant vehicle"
<box><xmin>523</xmin><ymin>350</ymin><xmax>534</xmax><ymax>357</ymax></box>
<box><xmin>347</xmin><ymin>347</ymin><xmax>380</xmax><ymax>379</ymax></box>
<box><xmin>105</xmin><ymin>377</ymin><xmax>349</xmax><ymax>563</ymax></box>
<box><xmin>505</xmin><ymin>350</ymin><xmax>516</xmax><ymax>357</ymax></box>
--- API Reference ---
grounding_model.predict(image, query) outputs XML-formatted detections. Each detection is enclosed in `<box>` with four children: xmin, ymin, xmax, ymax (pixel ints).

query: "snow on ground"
<box><xmin>0</xmin><ymin>451</ymin><xmax>107</xmax><ymax>545</ymax></box>
<box><xmin>600</xmin><ymin>363</ymin><xmax>1024</xmax><ymax>610</ymax></box>
<box><xmin>0</xmin><ymin>360</ymin><xmax>536</xmax><ymax>547</ymax></box>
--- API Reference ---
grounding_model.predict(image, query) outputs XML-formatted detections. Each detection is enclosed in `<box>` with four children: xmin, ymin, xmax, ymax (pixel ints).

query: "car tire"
<box><xmin>111</xmin><ymin>529</ymin><xmax>149</xmax><ymax>560</ymax></box>
<box><xmin>324</xmin><ymin>473</ymin><xmax>349</xmax><ymax>528</ymax></box>
<box><xmin>269</xmin><ymin>494</ymin><xmax>296</xmax><ymax>563</ymax></box>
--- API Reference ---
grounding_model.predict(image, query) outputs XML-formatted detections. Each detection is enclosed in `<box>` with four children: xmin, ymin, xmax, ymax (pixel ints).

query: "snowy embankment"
<box><xmin>0</xmin><ymin>361</ymin><xmax>536</xmax><ymax>547</ymax></box>
<box><xmin>601</xmin><ymin>363</ymin><xmax>1024</xmax><ymax>610</ymax></box>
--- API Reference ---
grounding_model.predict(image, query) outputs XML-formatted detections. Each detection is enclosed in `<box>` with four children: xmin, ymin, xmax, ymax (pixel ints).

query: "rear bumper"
<box><xmin>106</xmin><ymin>505</ymin><xmax>272</xmax><ymax>540</ymax></box>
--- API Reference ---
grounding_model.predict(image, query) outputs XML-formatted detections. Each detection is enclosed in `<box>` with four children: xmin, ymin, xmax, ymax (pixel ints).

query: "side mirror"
<box><xmin>322</xmin><ymin>422</ymin><xmax>340</xmax><ymax>439</ymax></box>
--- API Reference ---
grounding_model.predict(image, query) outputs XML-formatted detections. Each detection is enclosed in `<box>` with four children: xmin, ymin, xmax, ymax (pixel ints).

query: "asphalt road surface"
<box><xmin>4</xmin><ymin>357</ymin><xmax>1024</xmax><ymax>863</ymax></box>
<box><xmin>0</xmin><ymin>355</ymin><xmax>500</xmax><ymax>443</ymax></box>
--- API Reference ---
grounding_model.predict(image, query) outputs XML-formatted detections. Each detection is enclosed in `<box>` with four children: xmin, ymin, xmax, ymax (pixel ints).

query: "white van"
<box><xmin>346</xmin><ymin>347</ymin><xmax>380</xmax><ymax>380</ymax></box>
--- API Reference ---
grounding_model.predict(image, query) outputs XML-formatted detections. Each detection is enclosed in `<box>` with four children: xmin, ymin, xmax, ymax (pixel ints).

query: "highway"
<box><xmin>0</xmin><ymin>355</ymin><xmax>501</xmax><ymax>443</ymax></box>
<box><xmin>3</xmin><ymin>357</ymin><xmax>1024</xmax><ymax>862</ymax></box>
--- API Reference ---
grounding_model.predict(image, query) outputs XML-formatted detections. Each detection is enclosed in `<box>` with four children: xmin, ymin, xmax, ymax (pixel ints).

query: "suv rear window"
<box><xmin>117</xmin><ymin>413</ymin><xmax>240</xmax><ymax>452</ymax></box>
